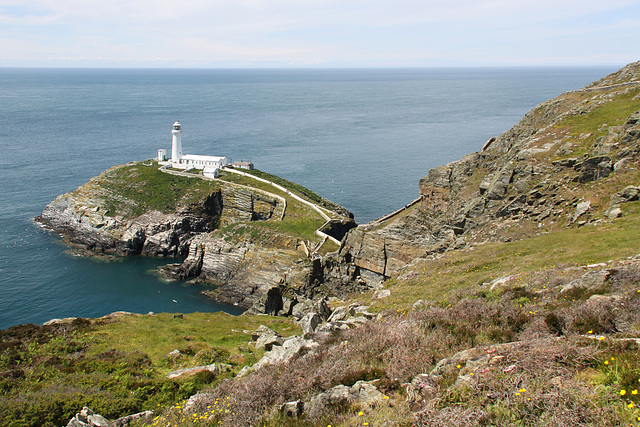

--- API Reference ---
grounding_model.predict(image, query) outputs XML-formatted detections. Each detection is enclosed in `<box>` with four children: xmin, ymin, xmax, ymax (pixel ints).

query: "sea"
<box><xmin>0</xmin><ymin>66</ymin><xmax>617</xmax><ymax>330</ymax></box>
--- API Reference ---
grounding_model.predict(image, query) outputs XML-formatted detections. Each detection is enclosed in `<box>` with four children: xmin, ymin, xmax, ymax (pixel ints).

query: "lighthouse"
<box><xmin>171</xmin><ymin>121</ymin><xmax>182</xmax><ymax>162</ymax></box>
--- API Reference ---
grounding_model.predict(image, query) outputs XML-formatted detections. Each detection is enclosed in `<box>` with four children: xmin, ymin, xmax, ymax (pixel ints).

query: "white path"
<box><xmin>159</xmin><ymin>166</ymin><xmax>345</xmax><ymax>247</ymax></box>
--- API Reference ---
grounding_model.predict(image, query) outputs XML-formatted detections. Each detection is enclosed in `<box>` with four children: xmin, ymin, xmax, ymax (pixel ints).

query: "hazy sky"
<box><xmin>1</xmin><ymin>0</ymin><xmax>639</xmax><ymax>68</ymax></box>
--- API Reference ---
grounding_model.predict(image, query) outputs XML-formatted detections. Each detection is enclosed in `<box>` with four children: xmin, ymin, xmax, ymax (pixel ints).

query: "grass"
<box><xmin>241</xmin><ymin>169</ymin><xmax>326</xmax><ymax>206</ymax></box>
<box><xmin>87</xmin><ymin>312</ymin><xmax>299</xmax><ymax>371</ymax></box>
<box><xmin>556</xmin><ymin>87</ymin><xmax>640</xmax><ymax>157</ymax></box>
<box><xmin>89</xmin><ymin>161</ymin><xmax>221</xmax><ymax>219</ymax></box>
<box><xmin>370</xmin><ymin>205</ymin><xmax>640</xmax><ymax>312</ymax></box>
<box><xmin>0</xmin><ymin>313</ymin><xmax>300</xmax><ymax>427</ymax></box>
<box><xmin>220</xmin><ymin>169</ymin><xmax>348</xmax><ymax>217</ymax></box>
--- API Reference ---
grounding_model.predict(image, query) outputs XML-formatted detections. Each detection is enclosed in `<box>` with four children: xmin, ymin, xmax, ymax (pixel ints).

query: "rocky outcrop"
<box><xmin>36</xmin><ymin>170</ymin><xmax>287</xmax><ymax>258</ymax></box>
<box><xmin>304</xmin><ymin>380</ymin><xmax>387</xmax><ymax>419</ymax></box>
<box><xmin>38</xmin><ymin>162</ymin><xmax>358</xmax><ymax>311</ymax></box>
<box><xmin>324</xmin><ymin>61</ymin><xmax>640</xmax><ymax>283</ymax></box>
<box><xmin>66</xmin><ymin>407</ymin><xmax>153</xmax><ymax>427</ymax></box>
<box><xmin>166</xmin><ymin>363</ymin><xmax>222</xmax><ymax>379</ymax></box>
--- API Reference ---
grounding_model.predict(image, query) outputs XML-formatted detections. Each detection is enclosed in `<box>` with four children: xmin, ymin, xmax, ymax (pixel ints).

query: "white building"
<box><xmin>158</xmin><ymin>121</ymin><xmax>229</xmax><ymax>177</ymax></box>
<box><xmin>171</xmin><ymin>121</ymin><xmax>182</xmax><ymax>162</ymax></box>
<box><xmin>177</xmin><ymin>154</ymin><xmax>228</xmax><ymax>170</ymax></box>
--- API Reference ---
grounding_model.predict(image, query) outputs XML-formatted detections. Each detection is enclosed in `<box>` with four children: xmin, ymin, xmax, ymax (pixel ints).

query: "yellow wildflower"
<box><xmin>605</xmin><ymin>361</ymin><xmax>609</xmax><ymax>365</ymax></box>
<box><xmin>621</xmin><ymin>390</ymin><xmax>627</xmax><ymax>396</ymax></box>
<box><xmin>358</xmin><ymin>411</ymin><xmax>364</xmax><ymax>416</ymax></box>
<box><xmin>632</xmin><ymin>390</ymin><xmax>638</xmax><ymax>395</ymax></box>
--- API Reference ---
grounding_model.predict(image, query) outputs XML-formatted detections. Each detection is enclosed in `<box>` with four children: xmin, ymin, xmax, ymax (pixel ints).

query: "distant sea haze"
<box><xmin>0</xmin><ymin>66</ymin><xmax>617</xmax><ymax>329</ymax></box>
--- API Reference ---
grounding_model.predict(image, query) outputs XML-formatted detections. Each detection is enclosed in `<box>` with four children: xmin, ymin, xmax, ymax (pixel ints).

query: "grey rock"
<box><xmin>574</xmin><ymin>156</ymin><xmax>612</xmax><ymax>182</ymax></box>
<box><xmin>167</xmin><ymin>349</ymin><xmax>182</xmax><ymax>360</ymax></box>
<box><xmin>315</xmin><ymin>321</ymin><xmax>351</xmax><ymax>333</ymax></box>
<box><xmin>327</xmin><ymin>306</ymin><xmax>350</xmax><ymax>322</ymax></box>
<box><xmin>166</xmin><ymin>364</ymin><xmax>219</xmax><ymax>379</ymax></box>
<box><xmin>67</xmin><ymin>407</ymin><xmax>114</xmax><ymax>427</ymax></box>
<box><xmin>305</xmin><ymin>381</ymin><xmax>385</xmax><ymax>419</ymax></box>
<box><xmin>252</xmin><ymin>336</ymin><xmax>319</xmax><ymax>370</ymax></box>
<box><xmin>572</xmin><ymin>200</ymin><xmax>591</xmax><ymax>223</ymax></box>
<box><xmin>252</xmin><ymin>325</ymin><xmax>284</xmax><ymax>350</ymax></box>
<box><xmin>614</xmin><ymin>158</ymin><xmax>631</xmax><ymax>171</ymax></box>
<box><xmin>607</xmin><ymin>207</ymin><xmax>624</xmax><ymax>219</ymax></box>
<box><xmin>561</xmin><ymin>269</ymin><xmax>611</xmax><ymax>294</ymax></box>
<box><xmin>280</xmin><ymin>400</ymin><xmax>304</xmax><ymax>418</ymax></box>
<box><xmin>300</xmin><ymin>312</ymin><xmax>322</xmax><ymax>335</ymax></box>
<box><xmin>114</xmin><ymin>411</ymin><xmax>154</xmax><ymax>426</ymax></box>
<box><xmin>611</xmin><ymin>185</ymin><xmax>639</xmax><ymax>205</ymax></box>
<box><xmin>315</xmin><ymin>297</ymin><xmax>332</xmax><ymax>321</ymax></box>
<box><xmin>291</xmin><ymin>299</ymin><xmax>315</xmax><ymax>320</ymax></box>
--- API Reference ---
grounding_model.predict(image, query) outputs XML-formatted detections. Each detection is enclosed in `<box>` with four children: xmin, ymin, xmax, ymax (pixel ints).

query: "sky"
<box><xmin>0</xmin><ymin>0</ymin><xmax>639</xmax><ymax>68</ymax></box>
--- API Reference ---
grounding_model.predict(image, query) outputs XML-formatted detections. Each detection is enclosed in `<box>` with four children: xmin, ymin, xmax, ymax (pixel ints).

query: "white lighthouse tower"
<box><xmin>171</xmin><ymin>121</ymin><xmax>182</xmax><ymax>163</ymax></box>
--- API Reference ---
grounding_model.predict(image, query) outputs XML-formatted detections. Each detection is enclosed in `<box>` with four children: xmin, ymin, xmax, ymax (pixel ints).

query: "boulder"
<box><xmin>315</xmin><ymin>321</ymin><xmax>351</xmax><ymax>333</ymax></box>
<box><xmin>167</xmin><ymin>349</ymin><xmax>182</xmax><ymax>360</ymax></box>
<box><xmin>251</xmin><ymin>336</ymin><xmax>319</xmax><ymax>370</ymax></box>
<box><xmin>561</xmin><ymin>269</ymin><xmax>611</xmax><ymax>294</ymax></box>
<box><xmin>327</xmin><ymin>306</ymin><xmax>350</xmax><ymax>322</ymax></box>
<box><xmin>300</xmin><ymin>312</ymin><xmax>322</xmax><ymax>335</ymax></box>
<box><xmin>373</xmin><ymin>289</ymin><xmax>391</xmax><ymax>299</ymax></box>
<box><xmin>574</xmin><ymin>156</ymin><xmax>612</xmax><ymax>182</ymax></box>
<box><xmin>252</xmin><ymin>325</ymin><xmax>284</xmax><ymax>350</ymax></box>
<box><xmin>67</xmin><ymin>407</ymin><xmax>113</xmax><ymax>427</ymax></box>
<box><xmin>606</xmin><ymin>206</ymin><xmax>623</xmax><ymax>219</ymax></box>
<box><xmin>166</xmin><ymin>364</ymin><xmax>220</xmax><ymax>379</ymax></box>
<box><xmin>280</xmin><ymin>400</ymin><xmax>304</xmax><ymax>418</ymax></box>
<box><xmin>571</xmin><ymin>200</ymin><xmax>591</xmax><ymax>223</ymax></box>
<box><xmin>611</xmin><ymin>185</ymin><xmax>639</xmax><ymax>205</ymax></box>
<box><xmin>315</xmin><ymin>297</ymin><xmax>332</xmax><ymax>321</ymax></box>
<box><xmin>305</xmin><ymin>381</ymin><xmax>385</xmax><ymax>419</ymax></box>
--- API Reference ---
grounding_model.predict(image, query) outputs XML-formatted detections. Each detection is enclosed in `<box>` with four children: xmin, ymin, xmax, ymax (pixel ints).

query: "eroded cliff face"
<box><xmin>38</xmin><ymin>195</ymin><xmax>220</xmax><ymax>257</ymax></box>
<box><xmin>327</xmin><ymin>61</ymin><xmax>640</xmax><ymax>284</ymax></box>
<box><xmin>37</xmin><ymin>165</ymin><xmax>285</xmax><ymax>258</ymax></box>
<box><xmin>37</xmin><ymin>163</ymin><xmax>356</xmax><ymax>313</ymax></box>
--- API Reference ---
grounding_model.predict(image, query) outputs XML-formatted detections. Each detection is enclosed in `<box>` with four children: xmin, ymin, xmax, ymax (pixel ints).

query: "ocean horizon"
<box><xmin>0</xmin><ymin>66</ymin><xmax>618</xmax><ymax>329</ymax></box>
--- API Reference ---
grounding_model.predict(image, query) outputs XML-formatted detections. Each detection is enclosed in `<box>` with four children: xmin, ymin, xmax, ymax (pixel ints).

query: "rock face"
<box><xmin>322</xmin><ymin>61</ymin><xmax>640</xmax><ymax>283</ymax></box>
<box><xmin>38</xmin><ymin>163</ymin><xmax>356</xmax><ymax>311</ymax></box>
<box><xmin>36</xmin><ymin>165</ymin><xmax>285</xmax><ymax>258</ymax></box>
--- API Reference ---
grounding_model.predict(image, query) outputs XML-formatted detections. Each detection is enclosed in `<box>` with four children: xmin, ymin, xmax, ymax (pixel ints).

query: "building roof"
<box><xmin>180</xmin><ymin>154</ymin><xmax>227</xmax><ymax>162</ymax></box>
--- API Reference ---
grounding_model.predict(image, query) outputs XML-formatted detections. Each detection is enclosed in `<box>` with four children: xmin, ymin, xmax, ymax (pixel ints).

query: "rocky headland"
<box><xmin>36</xmin><ymin>163</ymin><xmax>358</xmax><ymax>312</ymax></box>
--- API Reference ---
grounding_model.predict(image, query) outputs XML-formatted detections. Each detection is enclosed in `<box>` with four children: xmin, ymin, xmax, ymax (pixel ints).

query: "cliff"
<box><xmin>327</xmin><ymin>61</ymin><xmax>640</xmax><ymax>283</ymax></box>
<box><xmin>37</xmin><ymin>163</ymin><xmax>357</xmax><ymax>311</ymax></box>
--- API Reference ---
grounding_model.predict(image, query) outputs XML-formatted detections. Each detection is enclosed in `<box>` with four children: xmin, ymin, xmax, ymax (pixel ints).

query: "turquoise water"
<box><xmin>0</xmin><ymin>67</ymin><xmax>617</xmax><ymax>329</ymax></box>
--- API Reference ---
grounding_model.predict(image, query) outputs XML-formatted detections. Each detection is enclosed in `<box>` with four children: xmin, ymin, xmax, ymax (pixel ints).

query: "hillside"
<box><xmin>5</xmin><ymin>62</ymin><xmax>640</xmax><ymax>426</ymax></box>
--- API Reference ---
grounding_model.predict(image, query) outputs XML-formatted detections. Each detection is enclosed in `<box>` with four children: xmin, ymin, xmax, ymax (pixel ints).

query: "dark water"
<box><xmin>0</xmin><ymin>67</ymin><xmax>617</xmax><ymax>329</ymax></box>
